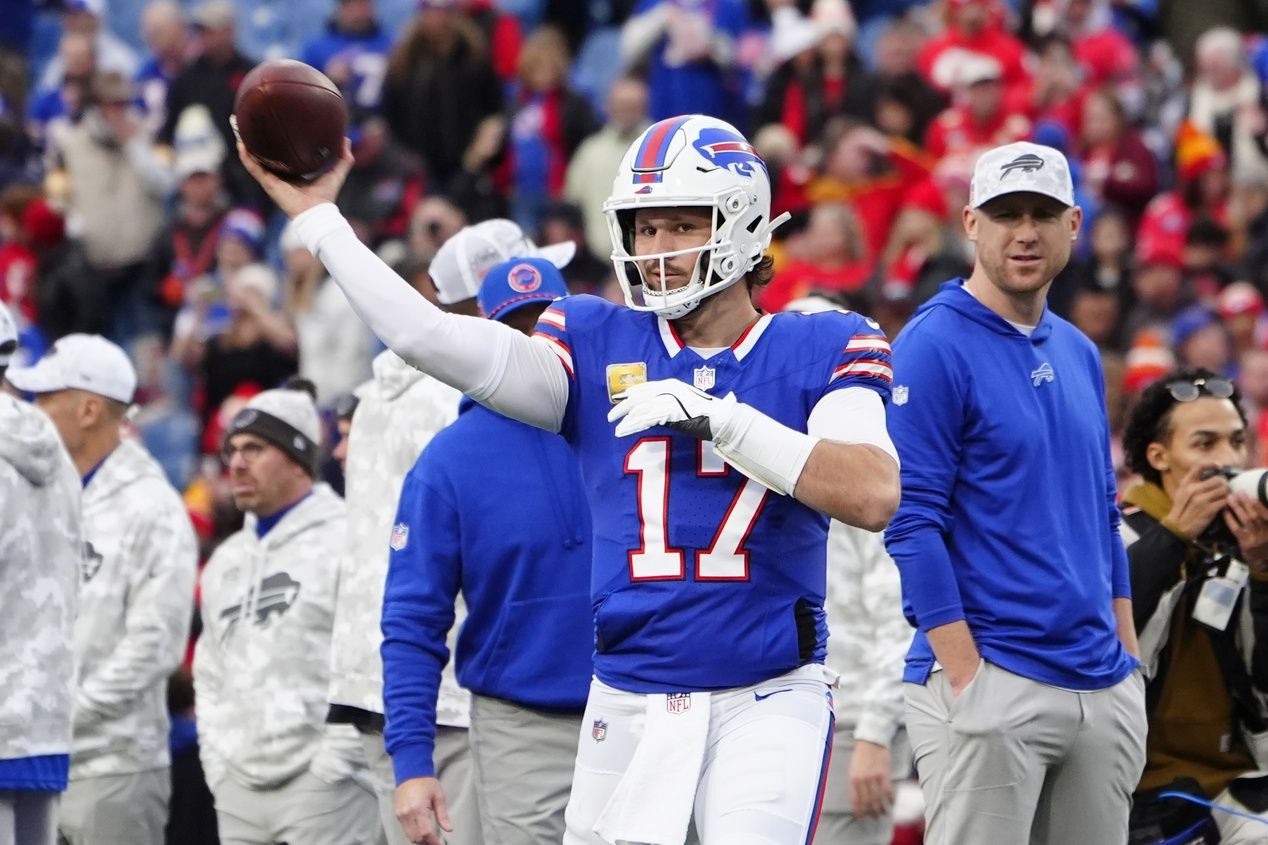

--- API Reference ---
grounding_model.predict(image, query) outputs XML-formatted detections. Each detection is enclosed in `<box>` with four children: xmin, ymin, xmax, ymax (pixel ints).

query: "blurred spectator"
<box><xmin>405</xmin><ymin>195</ymin><xmax>466</xmax><ymax>262</ymax></box>
<box><xmin>1238</xmin><ymin>347</ymin><xmax>1268</xmax><ymax>460</ymax></box>
<box><xmin>38</xmin><ymin>0</ymin><xmax>139</xmax><ymax>93</ymax></box>
<box><xmin>174</xmin><ymin>263</ymin><xmax>298</xmax><ymax>431</ymax></box>
<box><xmin>881</xmin><ymin>175</ymin><xmax>972</xmax><ymax>308</ymax></box>
<box><xmin>279</xmin><ymin>222</ymin><xmax>375</xmax><ymax>405</ymax></box>
<box><xmin>130</xmin><ymin>334</ymin><xmax>202</xmax><ymax>489</ymax></box>
<box><xmin>135</xmin><ymin>0</ymin><xmax>192</xmax><ymax>137</ymax></box>
<box><xmin>1123</xmin><ymin>329</ymin><xmax>1176</xmax><ymax>397</ymax></box>
<box><xmin>1124</xmin><ymin>238</ymin><xmax>1192</xmax><ymax>342</ymax></box>
<box><xmin>1029</xmin><ymin>35</ymin><xmax>1085</xmax><ymax>136</ymax></box>
<box><xmin>924</xmin><ymin>54</ymin><xmax>1031</xmax><ymax>160</ymax></box>
<box><xmin>57</xmin><ymin>71</ymin><xmax>174</xmax><ymax>344</ymax></box>
<box><xmin>1080</xmin><ymin>87</ymin><xmax>1159</xmax><ymax>224</ymax></box>
<box><xmin>1069</xmin><ymin>279</ymin><xmax>1123</xmax><ymax>349</ymax></box>
<box><xmin>618</xmin><ymin>0</ymin><xmax>751</xmax><ymax>126</ymax></box>
<box><xmin>1218</xmin><ymin>280</ymin><xmax>1268</xmax><ymax>355</ymax></box>
<box><xmin>159</xmin><ymin>0</ymin><xmax>257</xmax><ymax>206</ymax></box>
<box><xmin>301</xmin><ymin>0</ymin><xmax>393</xmax><ymax>118</ymax></box>
<box><xmin>1047</xmin><ymin>0</ymin><xmax>1140</xmax><ymax>90</ymax></box>
<box><xmin>500</xmin><ymin>26</ymin><xmax>597</xmax><ymax>232</ymax></box>
<box><xmin>1051</xmin><ymin>205</ymin><xmax>1135</xmax><ymax>331</ymax></box>
<box><xmin>800</xmin><ymin>121</ymin><xmax>931</xmax><ymax>262</ymax></box>
<box><xmin>1189</xmin><ymin>26</ymin><xmax>1268</xmax><ymax>188</ymax></box>
<box><xmin>1170</xmin><ymin>305</ymin><xmax>1234</xmax><ymax>374</ymax></box>
<box><xmin>336</xmin><ymin>117</ymin><xmax>424</xmax><ymax>246</ymax></box>
<box><xmin>563</xmin><ymin>75</ymin><xmax>649</xmax><ymax>253</ymax></box>
<box><xmin>466</xmin><ymin>0</ymin><xmax>525</xmax><ymax>82</ymax></box>
<box><xmin>870</xmin><ymin>17</ymin><xmax>944</xmax><ymax>141</ymax></box>
<box><xmin>760</xmin><ymin>202</ymin><xmax>869</xmax><ymax>312</ymax></box>
<box><xmin>146</xmin><ymin>104</ymin><xmax>228</xmax><ymax>337</ymax></box>
<box><xmin>27</xmin><ymin>31</ymin><xmax>96</xmax><ymax>168</ymax></box>
<box><xmin>1137</xmin><ymin>121</ymin><xmax>1231</xmax><ymax>272</ymax></box>
<box><xmin>0</xmin><ymin>184</ymin><xmax>42</xmax><ymax>326</ymax></box>
<box><xmin>383</xmin><ymin>0</ymin><xmax>503</xmax><ymax>196</ymax></box>
<box><xmin>537</xmin><ymin>200</ymin><xmax>609</xmax><ymax>293</ymax></box>
<box><xmin>916</xmin><ymin>0</ymin><xmax>1030</xmax><ymax>103</ymax></box>
<box><xmin>755</xmin><ymin>0</ymin><xmax>877</xmax><ymax>148</ymax></box>
<box><xmin>1183</xmin><ymin>216</ymin><xmax>1233</xmax><ymax>298</ymax></box>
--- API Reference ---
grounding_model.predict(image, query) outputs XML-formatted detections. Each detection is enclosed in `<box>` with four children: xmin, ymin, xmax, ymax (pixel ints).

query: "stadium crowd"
<box><xmin>5</xmin><ymin>0</ymin><xmax>1268</xmax><ymax>842</ymax></box>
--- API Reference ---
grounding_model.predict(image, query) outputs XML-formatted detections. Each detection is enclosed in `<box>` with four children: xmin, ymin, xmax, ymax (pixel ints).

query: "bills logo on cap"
<box><xmin>507</xmin><ymin>263</ymin><xmax>543</xmax><ymax>293</ymax></box>
<box><xmin>1000</xmin><ymin>153</ymin><xmax>1045</xmax><ymax>179</ymax></box>
<box><xmin>390</xmin><ymin>522</ymin><xmax>410</xmax><ymax>551</ymax></box>
<box><xmin>693</xmin><ymin>126</ymin><xmax>766</xmax><ymax>179</ymax></box>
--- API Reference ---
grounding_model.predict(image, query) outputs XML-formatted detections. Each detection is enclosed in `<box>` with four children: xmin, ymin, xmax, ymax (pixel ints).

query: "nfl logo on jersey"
<box><xmin>592</xmin><ymin>719</ymin><xmax>608</xmax><ymax>742</ymax></box>
<box><xmin>389</xmin><ymin>522</ymin><xmax>410</xmax><ymax>551</ymax></box>
<box><xmin>693</xmin><ymin>366</ymin><xmax>715</xmax><ymax>391</ymax></box>
<box><xmin>666</xmin><ymin>693</ymin><xmax>691</xmax><ymax>714</ymax></box>
<box><xmin>893</xmin><ymin>385</ymin><xmax>909</xmax><ymax>406</ymax></box>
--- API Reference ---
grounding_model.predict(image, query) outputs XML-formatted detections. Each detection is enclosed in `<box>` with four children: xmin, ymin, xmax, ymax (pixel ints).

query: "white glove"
<box><xmin>608</xmin><ymin>378</ymin><xmax>737</xmax><ymax>440</ymax></box>
<box><xmin>608</xmin><ymin>378</ymin><xmax>819</xmax><ymax>497</ymax></box>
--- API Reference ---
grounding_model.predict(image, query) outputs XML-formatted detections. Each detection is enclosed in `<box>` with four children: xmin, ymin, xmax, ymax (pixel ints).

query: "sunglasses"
<box><xmin>1166</xmin><ymin>377</ymin><xmax>1235</xmax><ymax>402</ymax></box>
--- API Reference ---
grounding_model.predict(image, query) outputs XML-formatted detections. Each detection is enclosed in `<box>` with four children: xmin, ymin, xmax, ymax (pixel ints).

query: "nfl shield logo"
<box><xmin>592</xmin><ymin>719</ymin><xmax>607</xmax><ymax>742</ymax></box>
<box><xmin>666</xmin><ymin>693</ymin><xmax>691</xmax><ymax>714</ymax></box>
<box><xmin>893</xmin><ymin>385</ymin><xmax>909</xmax><ymax>406</ymax></box>
<box><xmin>389</xmin><ymin>522</ymin><xmax>410</xmax><ymax>551</ymax></box>
<box><xmin>693</xmin><ymin>366</ymin><xmax>715</xmax><ymax>391</ymax></box>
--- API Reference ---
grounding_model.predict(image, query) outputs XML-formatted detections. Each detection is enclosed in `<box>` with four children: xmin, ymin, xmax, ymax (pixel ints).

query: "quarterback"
<box><xmin>240</xmin><ymin>114</ymin><xmax>899</xmax><ymax>845</ymax></box>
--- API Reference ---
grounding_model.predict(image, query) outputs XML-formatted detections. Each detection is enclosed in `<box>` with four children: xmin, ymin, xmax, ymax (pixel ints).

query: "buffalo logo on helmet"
<box><xmin>692</xmin><ymin>127</ymin><xmax>766</xmax><ymax>179</ymax></box>
<box><xmin>507</xmin><ymin>263</ymin><xmax>543</xmax><ymax>294</ymax></box>
<box><xmin>999</xmin><ymin>153</ymin><xmax>1046</xmax><ymax>179</ymax></box>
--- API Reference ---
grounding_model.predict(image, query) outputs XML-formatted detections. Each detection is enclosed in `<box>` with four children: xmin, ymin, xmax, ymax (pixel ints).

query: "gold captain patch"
<box><xmin>606</xmin><ymin>362</ymin><xmax>647</xmax><ymax>403</ymax></box>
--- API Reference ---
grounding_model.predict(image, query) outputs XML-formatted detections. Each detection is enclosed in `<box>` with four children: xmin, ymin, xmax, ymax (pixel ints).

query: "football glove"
<box><xmin>608</xmin><ymin>378</ymin><xmax>735</xmax><ymax>440</ymax></box>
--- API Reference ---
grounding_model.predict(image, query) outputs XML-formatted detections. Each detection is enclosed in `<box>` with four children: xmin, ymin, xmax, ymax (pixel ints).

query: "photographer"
<box><xmin>1122</xmin><ymin>367</ymin><xmax>1268</xmax><ymax>842</ymax></box>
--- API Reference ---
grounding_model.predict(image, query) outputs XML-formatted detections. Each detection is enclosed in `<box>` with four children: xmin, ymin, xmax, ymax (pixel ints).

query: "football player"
<box><xmin>239</xmin><ymin>114</ymin><xmax>899</xmax><ymax>844</ymax></box>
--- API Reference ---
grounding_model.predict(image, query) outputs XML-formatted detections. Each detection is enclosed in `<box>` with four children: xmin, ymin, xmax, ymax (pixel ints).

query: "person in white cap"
<box><xmin>885</xmin><ymin>140</ymin><xmax>1147</xmax><ymax>842</ymax></box>
<box><xmin>0</xmin><ymin>303</ymin><xmax>83</xmax><ymax>845</ymax></box>
<box><xmin>426</xmin><ymin>218</ymin><xmax>575</xmax><ymax>315</ymax></box>
<box><xmin>193</xmin><ymin>379</ymin><xmax>378</xmax><ymax>845</ymax></box>
<box><xmin>325</xmin><ymin>253</ymin><xmax>470</xmax><ymax>845</ymax></box>
<box><xmin>7</xmin><ymin>334</ymin><xmax>196</xmax><ymax>845</ymax></box>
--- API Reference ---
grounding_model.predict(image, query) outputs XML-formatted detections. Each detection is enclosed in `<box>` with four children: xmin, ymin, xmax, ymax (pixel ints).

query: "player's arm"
<box><xmin>797</xmin><ymin>388</ymin><xmax>899</xmax><ymax>531</ymax></box>
<box><xmin>239</xmin><ymin>141</ymin><xmax>569</xmax><ymax>433</ymax></box>
<box><xmin>884</xmin><ymin>329</ymin><xmax>981</xmax><ymax>695</ymax></box>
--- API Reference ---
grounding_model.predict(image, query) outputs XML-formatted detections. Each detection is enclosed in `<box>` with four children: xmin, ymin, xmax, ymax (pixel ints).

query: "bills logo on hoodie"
<box><xmin>219</xmin><ymin>571</ymin><xmax>301</xmax><ymax>640</ymax></box>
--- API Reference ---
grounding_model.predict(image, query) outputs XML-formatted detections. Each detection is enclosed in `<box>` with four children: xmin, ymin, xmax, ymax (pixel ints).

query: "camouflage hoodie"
<box><xmin>327</xmin><ymin>350</ymin><xmax>469</xmax><ymax>725</ymax></box>
<box><xmin>194</xmin><ymin>483</ymin><xmax>366</xmax><ymax>790</ymax></box>
<box><xmin>0</xmin><ymin>394</ymin><xmax>82</xmax><ymax>765</ymax></box>
<box><xmin>72</xmin><ymin>437</ymin><xmax>197</xmax><ymax>778</ymax></box>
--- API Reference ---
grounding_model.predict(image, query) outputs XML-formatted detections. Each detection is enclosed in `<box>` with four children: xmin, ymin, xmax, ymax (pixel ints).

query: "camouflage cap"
<box><xmin>970</xmin><ymin>141</ymin><xmax>1075</xmax><ymax>209</ymax></box>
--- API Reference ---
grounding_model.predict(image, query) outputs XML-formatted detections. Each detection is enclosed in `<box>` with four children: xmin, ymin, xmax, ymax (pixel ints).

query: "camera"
<box><xmin>1197</xmin><ymin>467</ymin><xmax>1268</xmax><ymax>552</ymax></box>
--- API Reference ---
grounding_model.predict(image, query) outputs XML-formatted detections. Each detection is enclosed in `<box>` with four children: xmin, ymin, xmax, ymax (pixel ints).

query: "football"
<box><xmin>232</xmin><ymin>59</ymin><xmax>347</xmax><ymax>183</ymax></box>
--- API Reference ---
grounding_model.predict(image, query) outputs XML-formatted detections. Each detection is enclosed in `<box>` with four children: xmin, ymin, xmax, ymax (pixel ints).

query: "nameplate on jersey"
<box><xmin>607</xmin><ymin>362</ymin><xmax>648</xmax><ymax>404</ymax></box>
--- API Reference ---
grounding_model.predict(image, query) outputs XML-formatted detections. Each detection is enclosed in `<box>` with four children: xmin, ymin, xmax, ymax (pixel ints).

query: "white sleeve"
<box><xmin>807</xmin><ymin>387</ymin><xmax>898</xmax><ymax>466</ymax></box>
<box><xmin>292</xmin><ymin>203</ymin><xmax>569</xmax><ymax>432</ymax></box>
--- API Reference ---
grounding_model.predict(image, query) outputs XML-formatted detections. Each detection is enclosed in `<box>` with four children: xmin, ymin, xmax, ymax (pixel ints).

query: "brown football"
<box><xmin>233</xmin><ymin>59</ymin><xmax>347</xmax><ymax>183</ymax></box>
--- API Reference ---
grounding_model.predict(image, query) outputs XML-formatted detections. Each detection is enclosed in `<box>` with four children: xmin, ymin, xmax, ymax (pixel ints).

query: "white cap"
<box><xmin>173</xmin><ymin>104</ymin><xmax>226</xmax><ymax>180</ymax></box>
<box><xmin>969</xmin><ymin>141</ymin><xmax>1075</xmax><ymax>209</ymax></box>
<box><xmin>0</xmin><ymin>300</ymin><xmax>16</xmax><ymax>368</ymax></box>
<box><xmin>955</xmin><ymin>53</ymin><xmax>1002</xmax><ymax>87</ymax></box>
<box><xmin>244</xmin><ymin>386</ymin><xmax>321</xmax><ymax>446</ymax></box>
<box><xmin>429</xmin><ymin>219</ymin><xmax>576</xmax><ymax>305</ymax></box>
<box><xmin>7</xmin><ymin>334</ymin><xmax>137</xmax><ymax>404</ymax></box>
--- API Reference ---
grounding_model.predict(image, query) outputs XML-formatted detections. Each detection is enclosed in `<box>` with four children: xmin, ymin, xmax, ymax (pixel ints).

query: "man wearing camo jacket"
<box><xmin>194</xmin><ymin>381</ymin><xmax>378</xmax><ymax>845</ymax></box>
<box><xmin>327</xmin><ymin>219</ymin><xmax>572</xmax><ymax>845</ymax></box>
<box><xmin>0</xmin><ymin>302</ymin><xmax>83</xmax><ymax>845</ymax></box>
<box><xmin>7</xmin><ymin>334</ymin><xmax>197</xmax><ymax>845</ymax></box>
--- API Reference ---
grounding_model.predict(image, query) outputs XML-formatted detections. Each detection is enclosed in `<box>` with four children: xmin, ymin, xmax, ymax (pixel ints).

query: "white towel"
<box><xmin>593</xmin><ymin>691</ymin><xmax>711</xmax><ymax>845</ymax></box>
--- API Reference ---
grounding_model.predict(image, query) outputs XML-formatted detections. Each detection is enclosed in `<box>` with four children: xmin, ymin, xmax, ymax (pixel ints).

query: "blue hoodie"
<box><xmin>885</xmin><ymin>281</ymin><xmax>1136</xmax><ymax>690</ymax></box>
<box><xmin>382</xmin><ymin>399</ymin><xmax>593</xmax><ymax>783</ymax></box>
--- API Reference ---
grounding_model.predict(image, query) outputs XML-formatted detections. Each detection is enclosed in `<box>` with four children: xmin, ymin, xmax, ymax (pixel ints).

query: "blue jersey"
<box><xmin>533</xmin><ymin>295</ymin><xmax>892</xmax><ymax>692</ymax></box>
<box><xmin>300</xmin><ymin>26</ymin><xmax>393</xmax><ymax>113</ymax></box>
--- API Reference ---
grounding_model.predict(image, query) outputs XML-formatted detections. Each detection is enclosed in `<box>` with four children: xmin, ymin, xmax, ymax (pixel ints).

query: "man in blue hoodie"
<box><xmin>885</xmin><ymin>141</ymin><xmax>1147</xmax><ymax>844</ymax></box>
<box><xmin>382</xmin><ymin>256</ymin><xmax>593</xmax><ymax>845</ymax></box>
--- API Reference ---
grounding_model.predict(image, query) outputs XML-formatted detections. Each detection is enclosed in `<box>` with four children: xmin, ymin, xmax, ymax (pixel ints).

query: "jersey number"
<box><xmin>624</xmin><ymin>438</ymin><xmax>768</xmax><ymax>581</ymax></box>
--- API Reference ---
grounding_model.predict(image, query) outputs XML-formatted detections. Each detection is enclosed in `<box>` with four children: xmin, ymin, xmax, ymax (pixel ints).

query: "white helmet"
<box><xmin>603</xmin><ymin>115</ymin><xmax>789</xmax><ymax>320</ymax></box>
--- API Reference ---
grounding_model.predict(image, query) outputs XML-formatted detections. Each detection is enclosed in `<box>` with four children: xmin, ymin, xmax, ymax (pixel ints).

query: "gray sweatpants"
<box><xmin>359</xmin><ymin>726</ymin><xmax>481</xmax><ymax>845</ymax></box>
<box><xmin>469</xmin><ymin>694</ymin><xmax>582</xmax><ymax>845</ymax></box>
<box><xmin>0</xmin><ymin>791</ymin><xmax>56</xmax><ymax>845</ymax></box>
<box><xmin>212</xmin><ymin>770</ymin><xmax>379</xmax><ymax>845</ymax></box>
<box><xmin>58</xmin><ymin>770</ymin><xmax>168</xmax><ymax>845</ymax></box>
<box><xmin>815</xmin><ymin>728</ymin><xmax>912</xmax><ymax>845</ymax></box>
<box><xmin>905</xmin><ymin>661</ymin><xmax>1147</xmax><ymax>845</ymax></box>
